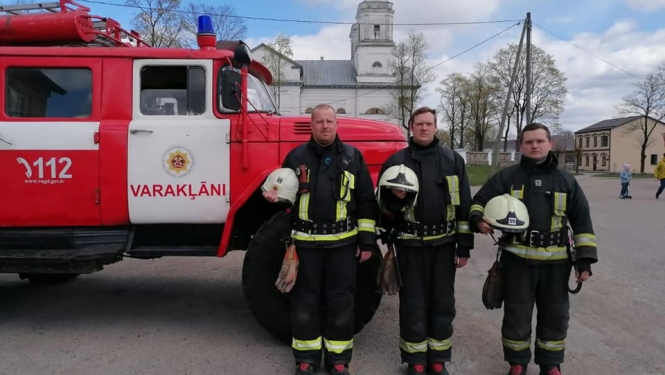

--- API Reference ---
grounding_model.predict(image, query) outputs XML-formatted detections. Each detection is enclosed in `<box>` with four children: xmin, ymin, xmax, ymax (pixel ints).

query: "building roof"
<box><xmin>575</xmin><ymin>116</ymin><xmax>642</xmax><ymax>134</ymax></box>
<box><xmin>293</xmin><ymin>60</ymin><xmax>357</xmax><ymax>87</ymax></box>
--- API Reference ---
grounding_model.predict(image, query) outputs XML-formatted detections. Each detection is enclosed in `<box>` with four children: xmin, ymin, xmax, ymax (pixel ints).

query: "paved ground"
<box><xmin>1</xmin><ymin>175</ymin><xmax>664</xmax><ymax>375</ymax></box>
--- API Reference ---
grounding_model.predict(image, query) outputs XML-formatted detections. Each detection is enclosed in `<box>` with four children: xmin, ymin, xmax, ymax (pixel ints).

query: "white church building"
<box><xmin>251</xmin><ymin>0</ymin><xmax>399</xmax><ymax>124</ymax></box>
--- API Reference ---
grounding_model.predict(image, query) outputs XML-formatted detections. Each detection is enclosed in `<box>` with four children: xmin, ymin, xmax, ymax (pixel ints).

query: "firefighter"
<box><xmin>376</xmin><ymin>106</ymin><xmax>474</xmax><ymax>375</ymax></box>
<box><xmin>469</xmin><ymin>122</ymin><xmax>598</xmax><ymax>375</ymax></box>
<box><xmin>263</xmin><ymin>103</ymin><xmax>379</xmax><ymax>375</ymax></box>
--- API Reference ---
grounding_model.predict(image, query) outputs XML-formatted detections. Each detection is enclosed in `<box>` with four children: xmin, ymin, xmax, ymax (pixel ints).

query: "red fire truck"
<box><xmin>0</xmin><ymin>0</ymin><xmax>407</xmax><ymax>343</ymax></box>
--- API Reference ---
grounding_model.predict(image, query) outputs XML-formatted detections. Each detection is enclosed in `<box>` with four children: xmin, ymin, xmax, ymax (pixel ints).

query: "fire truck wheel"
<box><xmin>242</xmin><ymin>210</ymin><xmax>383</xmax><ymax>346</ymax></box>
<box><xmin>18</xmin><ymin>273</ymin><xmax>80</xmax><ymax>285</ymax></box>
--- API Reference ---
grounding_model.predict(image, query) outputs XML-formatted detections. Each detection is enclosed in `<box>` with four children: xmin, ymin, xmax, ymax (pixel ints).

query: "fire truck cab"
<box><xmin>0</xmin><ymin>0</ymin><xmax>407</xmax><ymax>343</ymax></box>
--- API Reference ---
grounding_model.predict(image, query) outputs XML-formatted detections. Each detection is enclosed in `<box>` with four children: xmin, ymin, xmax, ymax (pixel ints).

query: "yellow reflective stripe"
<box><xmin>405</xmin><ymin>208</ymin><xmax>416</xmax><ymax>222</ymax></box>
<box><xmin>573</xmin><ymin>233</ymin><xmax>597</xmax><ymax>247</ymax></box>
<box><xmin>536</xmin><ymin>338</ymin><xmax>565</xmax><ymax>352</ymax></box>
<box><xmin>446</xmin><ymin>176</ymin><xmax>460</xmax><ymax>205</ymax></box>
<box><xmin>324</xmin><ymin>338</ymin><xmax>353</xmax><ymax>354</ymax></box>
<box><xmin>511</xmin><ymin>185</ymin><xmax>524</xmax><ymax>199</ymax></box>
<box><xmin>503</xmin><ymin>337</ymin><xmax>530</xmax><ymax>351</ymax></box>
<box><xmin>398</xmin><ymin>233</ymin><xmax>452</xmax><ymax>241</ymax></box>
<box><xmin>550</xmin><ymin>192</ymin><xmax>567</xmax><ymax>231</ymax></box>
<box><xmin>502</xmin><ymin>244</ymin><xmax>568</xmax><ymax>261</ymax></box>
<box><xmin>357</xmin><ymin>218</ymin><xmax>375</xmax><ymax>233</ymax></box>
<box><xmin>399</xmin><ymin>338</ymin><xmax>428</xmax><ymax>353</ymax></box>
<box><xmin>336</xmin><ymin>200</ymin><xmax>347</xmax><ymax>222</ymax></box>
<box><xmin>427</xmin><ymin>337</ymin><xmax>452</xmax><ymax>351</ymax></box>
<box><xmin>292</xmin><ymin>336</ymin><xmax>322</xmax><ymax>351</ymax></box>
<box><xmin>299</xmin><ymin>193</ymin><xmax>310</xmax><ymax>221</ymax></box>
<box><xmin>291</xmin><ymin>228</ymin><xmax>358</xmax><ymax>242</ymax></box>
<box><xmin>446</xmin><ymin>205</ymin><xmax>455</xmax><ymax>220</ymax></box>
<box><xmin>470</xmin><ymin>204</ymin><xmax>484</xmax><ymax>215</ymax></box>
<box><xmin>457</xmin><ymin>221</ymin><xmax>471</xmax><ymax>234</ymax></box>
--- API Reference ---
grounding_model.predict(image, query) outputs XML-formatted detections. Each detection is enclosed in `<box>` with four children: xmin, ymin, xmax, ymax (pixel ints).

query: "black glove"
<box><xmin>575</xmin><ymin>259</ymin><xmax>592</xmax><ymax>276</ymax></box>
<box><xmin>469</xmin><ymin>214</ymin><xmax>484</xmax><ymax>233</ymax></box>
<box><xmin>456</xmin><ymin>246</ymin><xmax>470</xmax><ymax>258</ymax></box>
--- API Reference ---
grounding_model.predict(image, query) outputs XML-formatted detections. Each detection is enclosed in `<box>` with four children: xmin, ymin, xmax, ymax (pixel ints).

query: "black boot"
<box><xmin>407</xmin><ymin>364</ymin><xmax>427</xmax><ymax>375</ymax></box>
<box><xmin>329</xmin><ymin>364</ymin><xmax>350</xmax><ymax>375</ymax></box>
<box><xmin>506</xmin><ymin>363</ymin><xmax>527</xmax><ymax>375</ymax></box>
<box><xmin>539</xmin><ymin>365</ymin><xmax>561</xmax><ymax>375</ymax></box>
<box><xmin>295</xmin><ymin>363</ymin><xmax>316</xmax><ymax>375</ymax></box>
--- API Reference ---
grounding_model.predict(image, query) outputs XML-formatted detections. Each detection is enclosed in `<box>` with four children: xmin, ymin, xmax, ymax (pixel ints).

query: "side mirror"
<box><xmin>220</xmin><ymin>69</ymin><xmax>241</xmax><ymax>111</ymax></box>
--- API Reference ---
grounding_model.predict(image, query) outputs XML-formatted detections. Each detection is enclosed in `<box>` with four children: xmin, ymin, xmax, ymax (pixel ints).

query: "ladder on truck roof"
<box><xmin>0</xmin><ymin>0</ymin><xmax>151</xmax><ymax>47</ymax></box>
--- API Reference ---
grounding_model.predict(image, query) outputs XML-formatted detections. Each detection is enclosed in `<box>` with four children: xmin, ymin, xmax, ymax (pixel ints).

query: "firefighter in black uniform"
<box><xmin>263</xmin><ymin>103</ymin><xmax>378</xmax><ymax>375</ymax></box>
<box><xmin>377</xmin><ymin>106</ymin><xmax>474</xmax><ymax>375</ymax></box>
<box><xmin>469</xmin><ymin>123</ymin><xmax>598</xmax><ymax>375</ymax></box>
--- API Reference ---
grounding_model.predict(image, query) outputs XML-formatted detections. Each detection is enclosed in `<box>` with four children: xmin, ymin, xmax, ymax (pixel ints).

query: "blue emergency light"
<box><xmin>197</xmin><ymin>15</ymin><xmax>215</xmax><ymax>36</ymax></box>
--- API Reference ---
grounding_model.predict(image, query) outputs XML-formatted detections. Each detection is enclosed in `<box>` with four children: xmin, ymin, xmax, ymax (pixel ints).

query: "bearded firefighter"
<box><xmin>263</xmin><ymin>103</ymin><xmax>379</xmax><ymax>375</ymax></box>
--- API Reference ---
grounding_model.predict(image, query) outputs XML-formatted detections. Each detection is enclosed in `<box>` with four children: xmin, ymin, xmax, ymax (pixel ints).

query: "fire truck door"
<box><xmin>127</xmin><ymin>59</ymin><xmax>230</xmax><ymax>224</ymax></box>
<box><xmin>0</xmin><ymin>59</ymin><xmax>102</xmax><ymax>227</ymax></box>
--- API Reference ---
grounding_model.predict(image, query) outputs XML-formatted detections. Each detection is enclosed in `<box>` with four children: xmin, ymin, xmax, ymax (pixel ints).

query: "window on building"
<box><xmin>336</xmin><ymin>108</ymin><xmax>346</xmax><ymax>114</ymax></box>
<box><xmin>602</xmin><ymin>154</ymin><xmax>607</xmax><ymax>166</ymax></box>
<box><xmin>372</xmin><ymin>61</ymin><xmax>382</xmax><ymax>68</ymax></box>
<box><xmin>585</xmin><ymin>137</ymin><xmax>589</xmax><ymax>148</ymax></box>
<box><xmin>5</xmin><ymin>67</ymin><xmax>92</xmax><ymax>118</ymax></box>
<box><xmin>374</xmin><ymin>24</ymin><xmax>380</xmax><ymax>38</ymax></box>
<box><xmin>593</xmin><ymin>135</ymin><xmax>597</xmax><ymax>147</ymax></box>
<box><xmin>578</xmin><ymin>137</ymin><xmax>582</xmax><ymax>148</ymax></box>
<box><xmin>305</xmin><ymin>107</ymin><xmax>313</xmax><ymax>114</ymax></box>
<box><xmin>651</xmin><ymin>154</ymin><xmax>658</xmax><ymax>165</ymax></box>
<box><xmin>140</xmin><ymin>65</ymin><xmax>205</xmax><ymax>115</ymax></box>
<box><xmin>365</xmin><ymin>107</ymin><xmax>385</xmax><ymax>114</ymax></box>
<box><xmin>585</xmin><ymin>155</ymin><xmax>589</xmax><ymax>166</ymax></box>
<box><xmin>601</xmin><ymin>135</ymin><xmax>608</xmax><ymax>147</ymax></box>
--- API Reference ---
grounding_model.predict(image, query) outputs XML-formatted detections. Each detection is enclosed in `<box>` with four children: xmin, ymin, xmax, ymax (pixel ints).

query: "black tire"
<box><xmin>241</xmin><ymin>210</ymin><xmax>383</xmax><ymax>345</ymax></box>
<box><xmin>19</xmin><ymin>273</ymin><xmax>80</xmax><ymax>285</ymax></box>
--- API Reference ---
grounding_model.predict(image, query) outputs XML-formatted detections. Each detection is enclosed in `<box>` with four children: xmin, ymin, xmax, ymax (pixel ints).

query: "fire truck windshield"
<box><xmin>245</xmin><ymin>73</ymin><xmax>278</xmax><ymax>113</ymax></box>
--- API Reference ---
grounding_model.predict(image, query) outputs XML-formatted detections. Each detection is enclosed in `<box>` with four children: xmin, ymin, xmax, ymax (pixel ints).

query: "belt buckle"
<box><xmin>528</xmin><ymin>230</ymin><xmax>540</xmax><ymax>247</ymax></box>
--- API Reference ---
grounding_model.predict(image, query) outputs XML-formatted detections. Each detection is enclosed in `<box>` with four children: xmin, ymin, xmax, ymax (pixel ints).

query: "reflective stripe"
<box><xmin>511</xmin><ymin>185</ymin><xmax>524</xmax><ymax>199</ymax></box>
<box><xmin>399</xmin><ymin>338</ymin><xmax>428</xmax><ymax>353</ymax></box>
<box><xmin>405</xmin><ymin>207</ymin><xmax>416</xmax><ymax>222</ymax></box>
<box><xmin>357</xmin><ymin>218</ymin><xmax>375</xmax><ymax>233</ymax></box>
<box><xmin>550</xmin><ymin>192</ymin><xmax>567</xmax><ymax>231</ymax></box>
<box><xmin>336</xmin><ymin>171</ymin><xmax>355</xmax><ymax>221</ymax></box>
<box><xmin>292</xmin><ymin>228</ymin><xmax>358</xmax><ymax>242</ymax></box>
<box><xmin>446</xmin><ymin>175</ymin><xmax>460</xmax><ymax>205</ymax></box>
<box><xmin>457</xmin><ymin>221</ymin><xmax>471</xmax><ymax>234</ymax></box>
<box><xmin>324</xmin><ymin>338</ymin><xmax>353</xmax><ymax>354</ymax></box>
<box><xmin>292</xmin><ymin>336</ymin><xmax>322</xmax><ymax>351</ymax></box>
<box><xmin>502</xmin><ymin>337</ymin><xmax>530</xmax><ymax>351</ymax></box>
<box><xmin>399</xmin><ymin>232</ymin><xmax>452</xmax><ymax>241</ymax></box>
<box><xmin>502</xmin><ymin>244</ymin><xmax>568</xmax><ymax>261</ymax></box>
<box><xmin>536</xmin><ymin>338</ymin><xmax>565</xmax><ymax>352</ymax></box>
<box><xmin>427</xmin><ymin>337</ymin><xmax>452</xmax><ymax>351</ymax></box>
<box><xmin>470</xmin><ymin>204</ymin><xmax>484</xmax><ymax>215</ymax></box>
<box><xmin>299</xmin><ymin>193</ymin><xmax>310</xmax><ymax>221</ymax></box>
<box><xmin>446</xmin><ymin>205</ymin><xmax>455</xmax><ymax>221</ymax></box>
<box><xmin>574</xmin><ymin>233</ymin><xmax>596</xmax><ymax>248</ymax></box>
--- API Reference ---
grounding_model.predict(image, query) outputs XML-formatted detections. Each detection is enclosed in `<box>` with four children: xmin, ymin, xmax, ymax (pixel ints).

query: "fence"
<box><xmin>455</xmin><ymin>149</ymin><xmax>521</xmax><ymax>167</ymax></box>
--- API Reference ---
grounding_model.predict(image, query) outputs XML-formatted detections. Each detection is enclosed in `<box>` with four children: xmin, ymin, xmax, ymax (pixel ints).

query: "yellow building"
<box><xmin>575</xmin><ymin>116</ymin><xmax>665</xmax><ymax>173</ymax></box>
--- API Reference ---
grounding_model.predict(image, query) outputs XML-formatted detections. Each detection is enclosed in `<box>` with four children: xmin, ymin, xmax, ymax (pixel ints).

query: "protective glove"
<box><xmin>275</xmin><ymin>242</ymin><xmax>299</xmax><ymax>293</ymax></box>
<box><xmin>482</xmin><ymin>260</ymin><xmax>503</xmax><ymax>310</ymax></box>
<box><xmin>377</xmin><ymin>245</ymin><xmax>401</xmax><ymax>296</ymax></box>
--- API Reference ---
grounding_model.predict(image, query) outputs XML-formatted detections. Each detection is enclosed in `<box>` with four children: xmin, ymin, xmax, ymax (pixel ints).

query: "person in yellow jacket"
<box><xmin>655</xmin><ymin>153</ymin><xmax>665</xmax><ymax>199</ymax></box>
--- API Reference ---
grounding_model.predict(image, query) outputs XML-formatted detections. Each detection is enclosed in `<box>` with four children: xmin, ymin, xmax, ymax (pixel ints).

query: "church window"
<box><xmin>372</xmin><ymin>61</ymin><xmax>382</xmax><ymax>68</ymax></box>
<box><xmin>336</xmin><ymin>108</ymin><xmax>347</xmax><ymax>114</ymax></box>
<box><xmin>374</xmin><ymin>24</ymin><xmax>380</xmax><ymax>38</ymax></box>
<box><xmin>365</xmin><ymin>107</ymin><xmax>385</xmax><ymax>114</ymax></box>
<box><xmin>304</xmin><ymin>107</ymin><xmax>313</xmax><ymax>114</ymax></box>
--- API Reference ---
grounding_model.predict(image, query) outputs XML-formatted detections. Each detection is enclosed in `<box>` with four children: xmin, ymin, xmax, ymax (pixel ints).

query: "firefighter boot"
<box><xmin>429</xmin><ymin>362</ymin><xmax>450</xmax><ymax>375</ymax></box>
<box><xmin>330</xmin><ymin>364</ymin><xmax>350</xmax><ymax>375</ymax></box>
<box><xmin>407</xmin><ymin>364</ymin><xmax>426</xmax><ymax>375</ymax></box>
<box><xmin>539</xmin><ymin>365</ymin><xmax>562</xmax><ymax>375</ymax></box>
<box><xmin>506</xmin><ymin>363</ymin><xmax>528</xmax><ymax>375</ymax></box>
<box><xmin>295</xmin><ymin>363</ymin><xmax>316</xmax><ymax>375</ymax></box>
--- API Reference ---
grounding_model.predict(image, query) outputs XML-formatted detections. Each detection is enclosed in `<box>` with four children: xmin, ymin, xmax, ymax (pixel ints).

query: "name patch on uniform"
<box><xmin>535</xmin><ymin>180</ymin><xmax>542</xmax><ymax>187</ymax></box>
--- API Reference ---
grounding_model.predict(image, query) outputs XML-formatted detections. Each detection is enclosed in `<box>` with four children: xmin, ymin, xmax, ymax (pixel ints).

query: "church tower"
<box><xmin>349</xmin><ymin>0</ymin><xmax>395</xmax><ymax>84</ymax></box>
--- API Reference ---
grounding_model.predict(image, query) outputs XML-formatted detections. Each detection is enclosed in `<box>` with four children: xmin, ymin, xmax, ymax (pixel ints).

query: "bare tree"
<box><xmin>125</xmin><ymin>0</ymin><xmax>187</xmax><ymax>47</ymax></box>
<box><xmin>383</xmin><ymin>30</ymin><xmax>436</xmax><ymax>137</ymax></box>
<box><xmin>487</xmin><ymin>43</ymin><xmax>567</xmax><ymax>140</ymax></box>
<box><xmin>437</xmin><ymin>72</ymin><xmax>470</xmax><ymax>149</ymax></box>
<box><xmin>262</xmin><ymin>33</ymin><xmax>293</xmax><ymax>110</ymax></box>
<box><xmin>180</xmin><ymin>3</ymin><xmax>247</xmax><ymax>48</ymax></box>
<box><xmin>616</xmin><ymin>63</ymin><xmax>665</xmax><ymax>173</ymax></box>
<box><xmin>467</xmin><ymin>63</ymin><xmax>501</xmax><ymax>151</ymax></box>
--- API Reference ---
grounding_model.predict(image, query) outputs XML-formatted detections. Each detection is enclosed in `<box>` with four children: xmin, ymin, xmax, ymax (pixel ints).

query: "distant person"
<box><xmin>620</xmin><ymin>163</ymin><xmax>632</xmax><ymax>199</ymax></box>
<box><xmin>655</xmin><ymin>153</ymin><xmax>665</xmax><ymax>199</ymax></box>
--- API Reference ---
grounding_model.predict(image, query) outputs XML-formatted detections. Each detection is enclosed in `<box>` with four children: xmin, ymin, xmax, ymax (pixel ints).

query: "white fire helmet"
<box><xmin>261</xmin><ymin>168</ymin><xmax>299</xmax><ymax>204</ymax></box>
<box><xmin>484</xmin><ymin>194</ymin><xmax>530</xmax><ymax>233</ymax></box>
<box><xmin>376</xmin><ymin>164</ymin><xmax>419</xmax><ymax>213</ymax></box>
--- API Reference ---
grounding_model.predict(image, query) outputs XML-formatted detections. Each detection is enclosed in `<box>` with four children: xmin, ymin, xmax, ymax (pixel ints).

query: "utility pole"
<box><xmin>489</xmin><ymin>16</ymin><xmax>527</xmax><ymax>176</ymax></box>
<box><xmin>525</xmin><ymin>12</ymin><xmax>532</xmax><ymax>126</ymax></box>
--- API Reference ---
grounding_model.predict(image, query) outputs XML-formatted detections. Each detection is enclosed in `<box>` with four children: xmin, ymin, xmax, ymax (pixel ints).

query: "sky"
<box><xmin>54</xmin><ymin>0</ymin><xmax>665</xmax><ymax>133</ymax></box>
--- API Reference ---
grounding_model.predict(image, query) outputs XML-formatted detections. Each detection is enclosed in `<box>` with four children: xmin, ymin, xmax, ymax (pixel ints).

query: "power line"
<box><xmin>532</xmin><ymin>22</ymin><xmax>642</xmax><ymax>79</ymax></box>
<box><xmin>79</xmin><ymin>0</ymin><xmax>521</xmax><ymax>26</ymax></box>
<box><xmin>278</xmin><ymin>20</ymin><xmax>523</xmax><ymax>110</ymax></box>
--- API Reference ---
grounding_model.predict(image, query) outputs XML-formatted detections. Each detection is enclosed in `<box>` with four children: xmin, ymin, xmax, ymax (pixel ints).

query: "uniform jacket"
<box><xmin>378</xmin><ymin>137</ymin><xmax>474</xmax><ymax>255</ymax></box>
<box><xmin>282</xmin><ymin>135</ymin><xmax>378</xmax><ymax>252</ymax></box>
<box><xmin>469</xmin><ymin>152</ymin><xmax>598</xmax><ymax>265</ymax></box>
<box><xmin>654</xmin><ymin>157</ymin><xmax>665</xmax><ymax>180</ymax></box>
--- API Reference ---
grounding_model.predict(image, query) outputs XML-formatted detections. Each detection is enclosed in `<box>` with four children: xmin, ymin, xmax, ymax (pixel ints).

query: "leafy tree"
<box><xmin>262</xmin><ymin>33</ymin><xmax>294</xmax><ymax>110</ymax></box>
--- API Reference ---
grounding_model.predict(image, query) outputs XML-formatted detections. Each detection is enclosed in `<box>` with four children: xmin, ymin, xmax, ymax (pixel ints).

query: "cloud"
<box><xmin>624</xmin><ymin>0</ymin><xmax>665</xmax><ymax>11</ymax></box>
